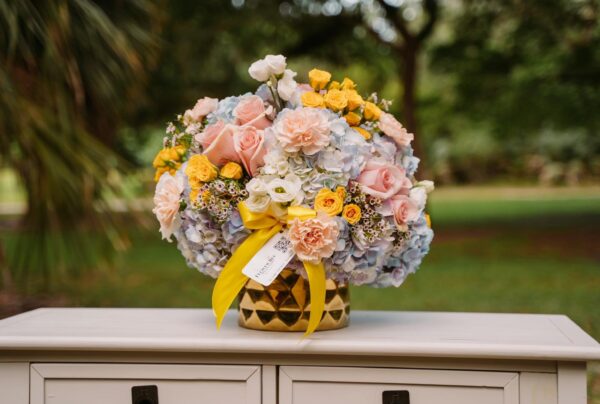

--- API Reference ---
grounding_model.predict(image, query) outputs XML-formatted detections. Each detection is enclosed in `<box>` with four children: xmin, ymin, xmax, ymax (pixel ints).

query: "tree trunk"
<box><xmin>400</xmin><ymin>42</ymin><xmax>427</xmax><ymax>178</ymax></box>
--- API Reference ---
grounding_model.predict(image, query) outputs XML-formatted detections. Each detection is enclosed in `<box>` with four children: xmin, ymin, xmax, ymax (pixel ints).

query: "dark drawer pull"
<box><xmin>383</xmin><ymin>390</ymin><xmax>410</xmax><ymax>404</ymax></box>
<box><xmin>132</xmin><ymin>385</ymin><xmax>158</xmax><ymax>404</ymax></box>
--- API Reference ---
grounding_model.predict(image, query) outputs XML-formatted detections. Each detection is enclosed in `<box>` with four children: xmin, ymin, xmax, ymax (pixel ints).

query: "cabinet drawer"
<box><xmin>279</xmin><ymin>366</ymin><xmax>519</xmax><ymax>404</ymax></box>
<box><xmin>30</xmin><ymin>363</ymin><xmax>261</xmax><ymax>404</ymax></box>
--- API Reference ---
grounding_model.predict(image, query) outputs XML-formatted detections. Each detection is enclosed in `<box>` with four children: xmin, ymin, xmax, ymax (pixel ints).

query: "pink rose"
<box><xmin>390</xmin><ymin>194</ymin><xmax>420</xmax><ymax>227</ymax></box>
<box><xmin>195</xmin><ymin>120</ymin><xmax>225</xmax><ymax>149</ymax></box>
<box><xmin>233</xmin><ymin>126</ymin><xmax>266</xmax><ymax>177</ymax></box>
<box><xmin>152</xmin><ymin>173</ymin><xmax>184</xmax><ymax>241</ymax></box>
<box><xmin>379</xmin><ymin>112</ymin><xmax>414</xmax><ymax>147</ymax></box>
<box><xmin>185</xmin><ymin>97</ymin><xmax>218</xmax><ymax>122</ymax></box>
<box><xmin>203</xmin><ymin>124</ymin><xmax>241</xmax><ymax>166</ymax></box>
<box><xmin>233</xmin><ymin>95</ymin><xmax>272</xmax><ymax>130</ymax></box>
<box><xmin>357</xmin><ymin>160</ymin><xmax>412</xmax><ymax>200</ymax></box>
<box><xmin>288</xmin><ymin>212</ymin><xmax>339</xmax><ymax>264</ymax></box>
<box><xmin>273</xmin><ymin>108</ymin><xmax>330</xmax><ymax>155</ymax></box>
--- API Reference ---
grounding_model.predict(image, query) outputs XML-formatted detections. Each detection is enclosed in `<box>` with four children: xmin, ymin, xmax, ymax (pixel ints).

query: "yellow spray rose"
<box><xmin>344</xmin><ymin>111</ymin><xmax>362</xmax><ymax>126</ymax></box>
<box><xmin>324</xmin><ymin>89</ymin><xmax>348</xmax><ymax>112</ymax></box>
<box><xmin>342</xmin><ymin>204</ymin><xmax>362</xmax><ymax>224</ymax></box>
<box><xmin>309</xmin><ymin>68</ymin><xmax>332</xmax><ymax>90</ymax></box>
<box><xmin>363</xmin><ymin>102</ymin><xmax>382</xmax><ymax>121</ymax></box>
<box><xmin>354</xmin><ymin>127</ymin><xmax>372</xmax><ymax>140</ymax></box>
<box><xmin>153</xmin><ymin>145</ymin><xmax>186</xmax><ymax>181</ymax></box>
<box><xmin>301</xmin><ymin>91</ymin><xmax>325</xmax><ymax>108</ymax></box>
<box><xmin>314</xmin><ymin>188</ymin><xmax>344</xmax><ymax>216</ymax></box>
<box><xmin>340</xmin><ymin>77</ymin><xmax>356</xmax><ymax>90</ymax></box>
<box><xmin>345</xmin><ymin>89</ymin><xmax>364</xmax><ymax>111</ymax></box>
<box><xmin>426</xmin><ymin>213</ymin><xmax>432</xmax><ymax>228</ymax></box>
<box><xmin>185</xmin><ymin>154</ymin><xmax>218</xmax><ymax>186</ymax></box>
<box><xmin>220</xmin><ymin>162</ymin><xmax>243</xmax><ymax>179</ymax></box>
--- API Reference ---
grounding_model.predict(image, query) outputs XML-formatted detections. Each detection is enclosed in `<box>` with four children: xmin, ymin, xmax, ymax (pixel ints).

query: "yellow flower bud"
<box><xmin>329</xmin><ymin>80</ymin><xmax>341</xmax><ymax>90</ymax></box>
<box><xmin>340</xmin><ymin>77</ymin><xmax>356</xmax><ymax>90</ymax></box>
<box><xmin>344</xmin><ymin>111</ymin><xmax>362</xmax><ymax>126</ymax></box>
<box><xmin>425</xmin><ymin>213</ymin><xmax>432</xmax><ymax>228</ymax></box>
<box><xmin>363</xmin><ymin>102</ymin><xmax>382</xmax><ymax>121</ymax></box>
<box><xmin>354</xmin><ymin>127</ymin><xmax>372</xmax><ymax>140</ymax></box>
<box><xmin>335</xmin><ymin>186</ymin><xmax>346</xmax><ymax>202</ymax></box>
<box><xmin>324</xmin><ymin>89</ymin><xmax>348</xmax><ymax>112</ymax></box>
<box><xmin>314</xmin><ymin>188</ymin><xmax>344</xmax><ymax>216</ymax></box>
<box><xmin>301</xmin><ymin>91</ymin><xmax>325</xmax><ymax>108</ymax></box>
<box><xmin>309</xmin><ymin>68</ymin><xmax>332</xmax><ymax>91</ymax></box>
<box><xmin>345</xmin><ymin>89</ymin><xmax>364</xmax><ymax>111</ymax></box>
<box><xmin>220</xmin><ymin>162</ymin><xmax>243</xmax><ymax>180</ymax></box>
<box><xmin>342</xmin><ymin>204</ymin><xmax>362</xmax><ymax>224</ymax></box>
<box><xmin>185</xmin><ymin>154</ymin><xmax>218</xmax><ymax>186</ymax></box>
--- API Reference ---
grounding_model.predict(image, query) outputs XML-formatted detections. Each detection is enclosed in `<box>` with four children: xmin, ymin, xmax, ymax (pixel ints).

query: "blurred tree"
<box><xmin>431</xmin><ymin>0</ymin><xmax>600</xmax><ymax>172</ymax></box>
<box><xmin>0</xmin><ymin>0</ymin><xmax>160</xmax><ymax>289</ymax></box>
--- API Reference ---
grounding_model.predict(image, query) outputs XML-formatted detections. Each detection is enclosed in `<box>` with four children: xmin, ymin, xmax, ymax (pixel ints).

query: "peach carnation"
<box><xmin>379</xmin><ymin>112</ymin><xmax>414</xmax><ymax>147</ymax></box>
<box><xmin>273</xmin><ymin>108</ymin><xmax>330</xmax><ymax>155</ymax></box>
<box><xmin>288</xmin><ymin>212</ymin><xmax>339</xmax><ymax>263</ymax></box>
<box><xmin>152</xmin><ymin>173</ymin><xmax>184</xmax><ymax>241</ymax></box>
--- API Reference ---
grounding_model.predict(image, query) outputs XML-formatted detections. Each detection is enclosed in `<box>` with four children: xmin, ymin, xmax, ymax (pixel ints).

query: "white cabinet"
<box><xmin>30</xmin><ymin>364</ymin><xmax>261</xmax><ymax>404</ymax></box>
<box><xmin>0</xmin><ymin>308</ymin><xmax>598</xmax><ymax>404</ymax></box>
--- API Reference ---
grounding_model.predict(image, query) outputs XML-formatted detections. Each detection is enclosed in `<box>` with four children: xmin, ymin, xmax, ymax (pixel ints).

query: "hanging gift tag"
<box><xmin>242</xmin><ymin>230</ymin><xmax>295</xmax><ymax>286</ymax></box>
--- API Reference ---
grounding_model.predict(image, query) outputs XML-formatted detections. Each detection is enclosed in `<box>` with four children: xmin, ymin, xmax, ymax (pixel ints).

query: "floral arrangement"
<box><xmin>153</xmin><ymin>54</ymin><xmax>433</xmax><ymax>334</ymax></box>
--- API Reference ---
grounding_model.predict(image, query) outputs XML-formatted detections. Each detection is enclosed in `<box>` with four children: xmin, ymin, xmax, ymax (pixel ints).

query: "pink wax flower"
<box><xmin>357</xmin><ymin>160</ymin><xmax>412</xmax><ymax>200</ymax></box>
<box><xmin>233</xmin><ymin>126</ymin><xmax>266</xmax><ymax>177</ymax></box>
<box><xmin>379</xmin><ymin>112</ymin><xmax>414</xmax><ymax>147</ymax></box>
<box><xmin>273</xmin><ymin>107</ymin><xmax>330</xmax><ymax>155</ymax></box>
<box><xmin>234</xmin><ymin>95</ymin><xmax>272</xmax><ymax>130</ymax></box>
<box><xmin>288</xmin><ymin>212</ymin><xmax>339</xmax><ymax>264</ymax></box>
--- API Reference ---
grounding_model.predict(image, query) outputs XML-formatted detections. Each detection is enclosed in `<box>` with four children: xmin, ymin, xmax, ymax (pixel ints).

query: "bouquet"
<box><xmin>152</xmin><ymin>54</ymin><xmax>434</xmax><ymax>334</ymax></box>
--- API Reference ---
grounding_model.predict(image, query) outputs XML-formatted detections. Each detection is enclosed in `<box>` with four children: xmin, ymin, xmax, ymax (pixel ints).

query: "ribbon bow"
<box><xmin>212</xmin><ymin>203</ymin><xmax>327</xmax><ymax>336</ymax></box>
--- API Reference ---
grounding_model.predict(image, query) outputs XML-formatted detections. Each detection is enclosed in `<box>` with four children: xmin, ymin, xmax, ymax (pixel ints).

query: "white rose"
<box><xmin>277</xmin><ymin>69</ymin><xmax>297</xmax><ymax>101</ymax></box>
<box><xmin>246</xmin><ymin>177</ymin><xmax>268</xmax><ymax>196</ymax></box>
<box><xmin>264</xmin><ymin>54</ymin><xmax>286</xmax><ymax>75</ymax></box>
<box><xmin>416</xmin><ymin>180</ymin><xmax>435</xmax><ymax>193</ymax></box>
<box><xmin>248</xmin><ymin>59</ymin><xmax>270</xmax><ymax>82</ymax></box>
<box><xmin>267</xmin><ymin>173</ymin><xmax>302</xmax><ymax>203</ymax></box>
<box><xmin>409</xmin><ymin>186</ymin><xmax>427</xmax><ymax>211</ymax></box>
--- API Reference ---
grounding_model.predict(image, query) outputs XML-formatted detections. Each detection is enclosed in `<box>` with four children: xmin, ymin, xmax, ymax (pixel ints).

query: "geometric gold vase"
<box><xmin>237</xmin><ymin>268</ymin><xmax>350</xmax><ymax>332</ymax></box>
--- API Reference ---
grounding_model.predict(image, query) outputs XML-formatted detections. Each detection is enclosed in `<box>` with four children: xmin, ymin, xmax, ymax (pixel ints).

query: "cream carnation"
<box><xmin>152</xmin><ymin>172</ymin><xmax>184</xmax><ymax>241</ymax></box>
<box><xmin>273</xmin><ymin>108</ymin><xmax>330</xmax><ymax>155</ymax></box>
<box><xmin>379</xmin><ymin>112</ymin><xmax>414</xmax><ymax>147</ymax></box>
<box><xmin>288</xmin><ymin>212</ymin><xmax>340</xmax><ymax>263</ymax></box>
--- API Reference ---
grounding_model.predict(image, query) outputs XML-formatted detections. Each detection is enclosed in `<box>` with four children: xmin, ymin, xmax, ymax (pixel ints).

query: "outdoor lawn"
<box><xmin>1</xmin><ymin>185</ymin><xmax>599</xmax><ymax>401</ymax></box>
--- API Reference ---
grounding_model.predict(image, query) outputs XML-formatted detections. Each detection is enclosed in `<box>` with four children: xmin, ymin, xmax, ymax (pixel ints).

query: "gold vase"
<box><xmin>237</xmin><ymin>268</ymin><xmax>350</xmax><ymax>332</ymax></box>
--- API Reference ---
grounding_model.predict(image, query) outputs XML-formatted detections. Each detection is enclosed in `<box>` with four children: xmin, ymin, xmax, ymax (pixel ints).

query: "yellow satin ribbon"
<box><xmin>212</xmin><ymin>203</ymin><xmax>327</xmax><ymax>336</ymax></box>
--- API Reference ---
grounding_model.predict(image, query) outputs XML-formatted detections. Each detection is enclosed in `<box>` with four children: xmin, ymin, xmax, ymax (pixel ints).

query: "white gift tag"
<box><xmin>242</xmin><ymin>230</ymin><xmax>295</xmax><ymax>286</ymax></box>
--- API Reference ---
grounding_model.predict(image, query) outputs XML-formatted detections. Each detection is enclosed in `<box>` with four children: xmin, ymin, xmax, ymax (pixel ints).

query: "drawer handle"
<box><xmin>132</xmin><ymin>385</ymin><xmax>159</xmax><ymax>404</ymax></box>
<box><xmin>383</xmin><ymin>390</ymin><xmax>410</xmax><ymax>404</ymax></box>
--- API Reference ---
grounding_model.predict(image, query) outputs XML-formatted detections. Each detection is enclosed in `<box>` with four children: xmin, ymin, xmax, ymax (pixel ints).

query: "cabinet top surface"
<box><xmin>0</xmin><ymin>308</ymin><xmax>598</xmax><ymax>361</ymax></box>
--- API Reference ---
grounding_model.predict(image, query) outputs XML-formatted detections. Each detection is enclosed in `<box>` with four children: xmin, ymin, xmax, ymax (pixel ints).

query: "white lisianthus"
<box><xmin>264</xmin><ymin>54</ymin><xmax>287</xmax><ymax>75</ymax></box>
<box><xmin>246</xmin><ymin>178</ymin><xmax>268</xmax><ymax>196</ymax></box>
<box><xmin>409</xmin><ymin>186</ymin><xmax>427</xmax><ymax>212</ymax></box>
<box><xmin>277</xmin><ymin>69</ymin><xmax>297</xmax><ymax>101</ymax></box>
<box><xmin>244</xmin><ymin>194</ymin><xmax>271</xmax><ymax>213</ymax></box>
<box><xmin>267</xmin><ymin>173</ymin><xmax>302</xmax><ymax>203</ymax></box>
<box><xmin>248</xmin><ymin>59</ymin><xmax>271</xmax><ymax>82</ymax></box>
<box><xmin>263</xmin><ymin>149</ymin><xmax>290</xmax><ymax>176</ymax></box>
<box><xmin>415</xmin><ymin>180</ymin><xmax>435</xmax><ymax>193</ymax></box>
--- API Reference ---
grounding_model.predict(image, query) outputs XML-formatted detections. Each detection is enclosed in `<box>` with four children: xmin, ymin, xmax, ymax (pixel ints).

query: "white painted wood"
<box><xmin>30</xmin><ymin>363</ymin><xmax>260</xmax><ymax>404</ymax></box>
<box><xmin>520</xmin><ymin>372</ymin><xmax>558</xmax><ymax>404</ymax></box>
<box><xmin>279</xmin><ymin>366</ymin><xmax>520</xmax><ymax>404</ymax></box>
<box><xmin>557</xmin><ymin>362</ymin><xmax>587</xmax><ymax>404</ymax></box>
<box><xmin>261</xmin><ymin>365</ymin><xmax>277</xmax><ymax>404</ymax></box>
<box><xmin>0</xmin><ymin>362</ymin><xmax>29</xmax><ymax>404</ymax></box>
<box><xmin>0</xmin><ymin>308</ymin><xmax>598</xmax><ymax>361</ymax></box>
